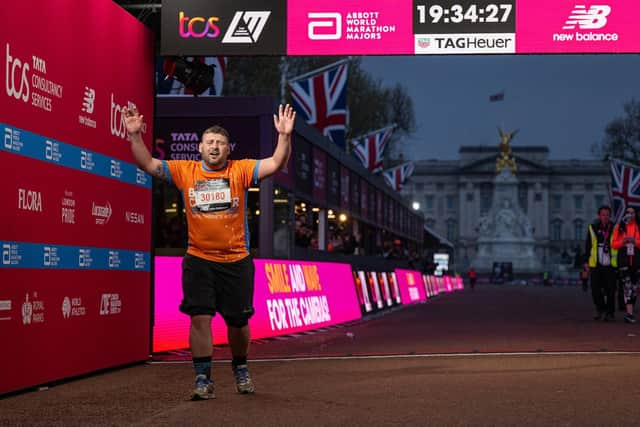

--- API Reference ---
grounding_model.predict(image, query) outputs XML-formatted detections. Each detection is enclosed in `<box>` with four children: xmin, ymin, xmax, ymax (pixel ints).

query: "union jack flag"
<box><xmin>383</xmin><ymin>162</ymin><xmax>415</xmax><ymax>192</ymax></box>
<box><xmin>156</xmin><ymin>56</ymin><xmax>227</xmax><ymax>96</ymax></box>
<box><xmin>352</xmin><ymin>126</ymin><xmax>394</xmax><ymax>173</ymax></box>
<box><xmin>289</xmin><ymin>61</ymin><xmax>349</xmax><ymax>150</ymax></box>
<box><xmin>610</xmin><ymin>158</ymin><xmax>640</xmax><ymax>223</ymax></box>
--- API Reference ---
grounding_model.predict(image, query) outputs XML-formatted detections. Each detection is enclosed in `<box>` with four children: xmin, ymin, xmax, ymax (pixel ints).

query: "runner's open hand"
<box><xmin>273</xmin><ymin>104</ymin><xmax>296</xmax><ymax>135</ymax></box>
<box><xmin>123</xmin><ymin>107</ymin><xmax>144</xmax><ymax>135</ymax></box>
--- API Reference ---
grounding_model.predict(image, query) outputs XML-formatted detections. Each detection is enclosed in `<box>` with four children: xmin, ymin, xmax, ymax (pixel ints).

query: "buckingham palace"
<box><xmin>401</xmin><ymin>145</ymin><xmax>610</xmax><ymax>272</ymax></box>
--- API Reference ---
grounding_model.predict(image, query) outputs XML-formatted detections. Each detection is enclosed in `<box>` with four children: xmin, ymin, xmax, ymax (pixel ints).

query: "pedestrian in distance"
<box><xmin>468</xmin><ymin>267</ymin><xmax>477</xmax><ymax>291</ymax></box>
<box><xmin>584</xmin><ymin>205</ymin><xmax>617</xmax><ymax>321</ymax></box>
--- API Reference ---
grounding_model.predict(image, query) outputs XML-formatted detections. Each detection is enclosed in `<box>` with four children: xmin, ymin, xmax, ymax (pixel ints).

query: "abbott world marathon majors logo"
<box><xmin>4</xmin><ymin>126</ymin><xmax>24</xmax><ymax>152</ymax></box>
<box><xmin>110</xmin><ymin>93</ymin><xmax>147</xmax><ymax>139</ymax></box>
<box><xmin>5</xmin><ymin>43</ymin><xmax>63</xmax><ymax>112</ymax></box>
<box><xmin>553</xmin><ymin>5</ymin><xmax>617</xmax><ymax>42</ymax></box>
<box><xmin>2</xmin><ymin>243</ymin><xmax>22</xmax><ymax>266</ymax></box>
<box><xmin>308</xmin><ymin>11</ymin><xmax>396</xmax><ymax>41</ymax></box>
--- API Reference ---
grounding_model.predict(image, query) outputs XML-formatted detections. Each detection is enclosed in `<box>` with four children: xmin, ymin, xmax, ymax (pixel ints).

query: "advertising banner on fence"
<box><xmin>0</xmin><ymin>0</ymin><xmax>153</xmax><ymax>394</ymax></box>
<box><xmin>154</xmin><ymin>257</ymin><xmax>362</xmax><ymax>352</ymax></box>
<box><xmin>395</xmin><ymin>269</ymin><xmax>427</xmax><ymax>304</ymax></box>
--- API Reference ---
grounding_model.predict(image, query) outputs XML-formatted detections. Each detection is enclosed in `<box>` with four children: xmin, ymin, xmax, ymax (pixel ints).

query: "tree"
<box><xmin>223</xmin><ymin>56</ymin><xmax>415</xmax><ymax>161</ymax></box>
<box><xmin>592</xmin><ymin>99</ymin><xmax>640</xmax><ymax>163</ymax></box>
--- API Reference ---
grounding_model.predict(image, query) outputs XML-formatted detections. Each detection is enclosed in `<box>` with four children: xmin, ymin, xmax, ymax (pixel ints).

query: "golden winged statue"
<box><xmin>496</xmin><ymin>127</ymin><xmax>519</xmax><ymax>174</ymax></box>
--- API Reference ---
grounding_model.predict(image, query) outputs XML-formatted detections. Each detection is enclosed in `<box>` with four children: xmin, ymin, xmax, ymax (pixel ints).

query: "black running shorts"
<box><xmin>179</xmin><ymin>253</ymin><xmax>255</xmax><ymax>325</ymax></box>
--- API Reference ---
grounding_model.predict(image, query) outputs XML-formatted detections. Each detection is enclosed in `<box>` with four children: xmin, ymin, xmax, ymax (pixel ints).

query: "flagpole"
<box><xmin>279</xmin><ymin>56</ymin><xmax>288</xmax><ymax>105</ymax></box>
<box><xmin>348</xmin><ymin>123</ymin><xmax>397</xmax><ymax>149</ymax></box>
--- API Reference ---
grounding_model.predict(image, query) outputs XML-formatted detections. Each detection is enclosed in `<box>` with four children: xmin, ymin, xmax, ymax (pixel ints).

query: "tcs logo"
<box><xmin>5</xmin><ymin>43</ymin><xmax>29</xmax><ymax>102</ymax></box>
<box><xmin>179</xmin><ymin>11</ymin><xmax>220</xmax><ymax>38</ymax></box>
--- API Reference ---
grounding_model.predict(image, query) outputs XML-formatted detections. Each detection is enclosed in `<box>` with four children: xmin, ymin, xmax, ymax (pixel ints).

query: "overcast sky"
<box><xmin>359</xmin><ymin>54</ymin><xmax>640</xmax><ymax>161</ymax></box>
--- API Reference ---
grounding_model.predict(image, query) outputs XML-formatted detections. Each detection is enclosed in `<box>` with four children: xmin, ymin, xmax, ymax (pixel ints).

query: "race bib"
<box><xmin>192</xmin><ymin>178</ymin><xmax>231</xmax><ymax>212</ymax></box>
<box><xmin>626</xmin><ymin>243</ymin><xmax>635</xmax><ymax>256</ymax></box>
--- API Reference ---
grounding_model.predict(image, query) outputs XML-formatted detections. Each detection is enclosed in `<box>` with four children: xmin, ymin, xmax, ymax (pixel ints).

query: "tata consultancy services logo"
<box><xmin>553</xmin><ymin>5</ymin><xmax>618</xmax><ymax>42</ymax></box>
<box><xmin>178</xmin><ymin>10</ymin><xmax>270</xmax><ymax>43</ymax></box>
<box><xmin>5</xmin><ymin>43</ymin><xmax>29</xmax><ymax>102</ymax></box>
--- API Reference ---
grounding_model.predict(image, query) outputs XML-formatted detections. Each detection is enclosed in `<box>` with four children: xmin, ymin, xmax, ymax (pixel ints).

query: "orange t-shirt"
<box><xmin>164</xmin><ymin>159</ymin><xmax>260</xmax><ymax>263</ymax></box>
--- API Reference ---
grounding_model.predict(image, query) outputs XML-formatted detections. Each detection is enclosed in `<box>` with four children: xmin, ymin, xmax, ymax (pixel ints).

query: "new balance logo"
<box><xmin>82</xmin><ymin>87</ymin><xmax>95</xmax><ymax>114</ymax></box>
<box><xmin>222</xmin><ymin>11</ymin><xmax>271</xmax><ymax>43</ymax></box>
<box><xmin>562</xmin><ymin>5</ymin><xmax>610</xmax><ymax>30</ymax></box>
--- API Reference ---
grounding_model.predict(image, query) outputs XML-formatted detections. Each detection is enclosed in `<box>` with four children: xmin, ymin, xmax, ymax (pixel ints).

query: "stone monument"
<box><xmin>471</xmin><ymin>128</ymin><xmax>541</xmax><ymax>274</ymax></box>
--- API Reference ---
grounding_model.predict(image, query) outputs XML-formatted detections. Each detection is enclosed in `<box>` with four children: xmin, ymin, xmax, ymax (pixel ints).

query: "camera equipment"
<box><xmin>162</xmin><ymin>57</ymin><xmax>216</xmax><ymax>96</ymax></box>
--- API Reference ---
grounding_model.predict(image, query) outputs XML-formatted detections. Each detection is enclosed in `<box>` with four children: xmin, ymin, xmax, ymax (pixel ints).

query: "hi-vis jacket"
<box><xmin>586</xmin><ymin>222</ymin><xmax>618</xmax><ymax>268</ymax></box>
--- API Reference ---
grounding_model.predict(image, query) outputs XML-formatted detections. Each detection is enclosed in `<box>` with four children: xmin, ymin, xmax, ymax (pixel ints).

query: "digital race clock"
<box><xmin>413</xmin><ymin>0</ymin><xmax>516</xmax><ymax>33</ymax></box>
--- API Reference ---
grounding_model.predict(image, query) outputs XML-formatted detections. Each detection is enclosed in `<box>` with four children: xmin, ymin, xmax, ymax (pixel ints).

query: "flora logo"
<box><xmin>179</xmin><ymin>11</ymin><xmax>220</xmax><ymax>38</ymax></box>
<box><xmin>222</xmin><ymin>11</ymin><xmax>271</xmax><ymax>43</ymax></box>
<box><xmin>562</xmin><ymin>5</ymin><xmax>610</xmax><ymax>30</ymax></box>
<box><xmin>5</xmin><ymin>43</ymin><xmax>29</xmax><ymax>102</ymax></box>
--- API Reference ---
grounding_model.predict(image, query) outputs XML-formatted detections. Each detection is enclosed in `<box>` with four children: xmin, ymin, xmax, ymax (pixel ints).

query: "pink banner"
<box><xmin>287</xmin><ymin>0</ymin><xmax>413</xmax><ymax>55</ymax></box>
<box><xmin>0</xmin><ymin>270</ymin><xmax>150</xmax><ymax>395</ymax></box>
<box><xmin>153</xmin><ymin>257</ymin><xmax>362</xmax><ymax>352</ymax></box>
<box><xmin>516</xmin><ymin>0</ymin><xmax>640</xmax><ymax>53</ymax></box>
<box><xmin>0</xmin><ymin>0</ymin><xmax>153</xmax><ymax>394</ymax></box>
<box><xmin>0</xmin><ymin>155</ymin><xmax>150</xmax><ymax>250</ymax></box>
<box><xmin>395</xmin><ymin>269</ymin><xmax>427</xmax><ymax>304</ymax></box>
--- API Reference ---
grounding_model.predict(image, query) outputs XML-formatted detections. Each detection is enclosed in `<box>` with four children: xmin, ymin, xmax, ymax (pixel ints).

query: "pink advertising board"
<box><xmin>1</xmin><ymin>0</ymin><xmax>153</xmax><ymax>394</ymax></box>
<box><xmin>287</xmin><ymin>0</ymin><xmax>414</xmax><ymax>55</ymax></box>
<box><xmin>153</xmin><ymin>257</ymin><xmax>362</xmax><ymax>352</ymax></box>
<box><xmin>394</xmin><ymin>269</ymin><xmax>427</xmax><ymax>304</ymax></box>
<box><xmin>516</xmin><ymin>0</ymin><xmax>640</xmax><ymax>53</ymax></box>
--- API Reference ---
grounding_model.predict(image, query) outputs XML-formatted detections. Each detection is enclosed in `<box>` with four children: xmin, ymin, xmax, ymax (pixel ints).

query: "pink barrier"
<box><xmin>394</xmin><ymin>269</ymin><xmax>427</xmax><ymax>304</ymax></box>
<box><xmin>153</xmin><ymin>257</ymin><xmax>362</xmax><ymax>352</ymax></box>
